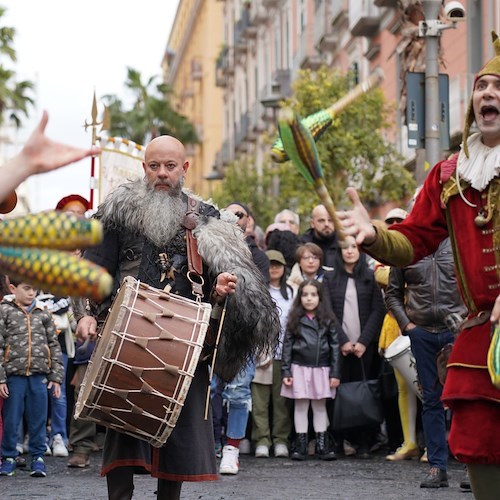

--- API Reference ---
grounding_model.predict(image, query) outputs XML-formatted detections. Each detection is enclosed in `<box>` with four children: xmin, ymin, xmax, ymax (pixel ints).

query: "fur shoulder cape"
<box><xmin>93</xmin><ymin>181</ymin><xmax>279</xmax><ymax>381</ymax></box>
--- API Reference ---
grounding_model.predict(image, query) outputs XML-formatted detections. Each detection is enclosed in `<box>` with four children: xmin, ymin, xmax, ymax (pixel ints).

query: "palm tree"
<box><xmin>103</xmin><ymin>67</ymin><xmax>198</xmax><ymax>146</ymax></box>
<box><xmin>0</xmin><ymin>7</ymin><xmax>35</xmax><ymax>127</ymax></box>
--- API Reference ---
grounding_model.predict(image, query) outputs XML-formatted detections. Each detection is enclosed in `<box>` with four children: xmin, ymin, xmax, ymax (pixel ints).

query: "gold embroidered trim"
<box><xmin>447</xmin><ymin>362</ymin><xmax>488</xmax><ymax>369</ymax></box>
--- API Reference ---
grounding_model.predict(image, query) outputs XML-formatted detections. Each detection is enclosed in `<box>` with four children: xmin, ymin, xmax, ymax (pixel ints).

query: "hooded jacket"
<box><xmin>0</xmin><ymin>298</ymin><xmax>64</xmax><ymax>383</ymax></box>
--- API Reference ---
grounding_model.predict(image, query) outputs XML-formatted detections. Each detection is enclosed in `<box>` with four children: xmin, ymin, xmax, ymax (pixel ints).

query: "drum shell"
<box><xmin>384</xmin><ymin>335</ymin><xmax>422</xmax><ymax>400</ymax></box>
<box><xmin>74</xmin><ymin>276</ymin><xmax>211</xmax><ymax>447</ymax></box>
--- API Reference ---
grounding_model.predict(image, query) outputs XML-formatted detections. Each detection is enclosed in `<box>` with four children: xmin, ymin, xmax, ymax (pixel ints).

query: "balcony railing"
<box><xmin>215</xmin><ymin>46</ymin><xmax>234</xmax><ymax>87</ymax></box>
<box><xmin>349</xmin><ymin>0</ymin><xmax>381</xmax><ymax>37</ymax></box>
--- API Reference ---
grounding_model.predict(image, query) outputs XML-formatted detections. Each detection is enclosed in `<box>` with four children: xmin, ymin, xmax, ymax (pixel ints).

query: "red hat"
<box><xmin>0</xmin><ymin>191</ymin><xmax>17</xmax><ymax>214</ymax></box>
<box><xmin>55</xmin><ymin>194</ymin><xmax>90</xmax><ymax>212</ymax></box>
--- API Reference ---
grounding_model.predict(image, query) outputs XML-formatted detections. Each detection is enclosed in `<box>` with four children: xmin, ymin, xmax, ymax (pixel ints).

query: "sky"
<box><xmin>1</xmin><ymin>0</ymin><xmax>180</xmax><ymax>212</ymax></box>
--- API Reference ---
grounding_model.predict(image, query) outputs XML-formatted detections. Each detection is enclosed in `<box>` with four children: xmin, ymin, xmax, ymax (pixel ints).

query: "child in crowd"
<box><xmin>0</xmin><ymin>279</ymin><xmax>64</xmax><ymax>478</ymax></box>
<box><xmin>251</xmin><ymin>250</ymin><xmax>294</xmax><ymax>458</ymax></box>
<box><xmin>281</xmin><ymin>279</ymin><xmax>340</xmax><ymax>461</ymax></box>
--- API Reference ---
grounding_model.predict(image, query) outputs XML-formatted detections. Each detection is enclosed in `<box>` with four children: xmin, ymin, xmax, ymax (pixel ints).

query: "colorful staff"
<box><xmin>0</xmin><ymin>211</ymin><xmax>103</xmax><ymax>250</ymax></box>
<box><xmin>271</xmin><ymin>68</ymin><xmax>384</xmax><ymax>163</ymax></box>
<box><xmin>278</xmin><ymin>107</ymin><xmax>345</xmax><ymax>241</ymax></box>
<box><xmin>0</xmin><ymin>247</ymin><xmax>112</xmax><ymax>301</ymax></box>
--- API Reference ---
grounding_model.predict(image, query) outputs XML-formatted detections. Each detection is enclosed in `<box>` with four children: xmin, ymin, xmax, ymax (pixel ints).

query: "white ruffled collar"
<box><xmin>457</xmin><ymin>133</ymin><xmax>500</xmax><ymax>191</ymax></box>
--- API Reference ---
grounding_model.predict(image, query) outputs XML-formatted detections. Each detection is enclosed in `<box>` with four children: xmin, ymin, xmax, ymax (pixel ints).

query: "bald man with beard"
<box><xmin>300</xmin><ymin>205</ymin><xmax>339</xmax><ymax>268</ymax></box>
<box><xmin>75</xmin><ymin>136</ymin><xmax>279</xmax><ymax>500</ymax></box>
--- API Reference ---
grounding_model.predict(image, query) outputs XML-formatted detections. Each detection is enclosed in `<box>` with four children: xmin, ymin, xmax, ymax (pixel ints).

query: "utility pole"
<box><xmin>421</xmin><ymin>0</ymin><xmax>442</xmax><ymax>176</ymax></box>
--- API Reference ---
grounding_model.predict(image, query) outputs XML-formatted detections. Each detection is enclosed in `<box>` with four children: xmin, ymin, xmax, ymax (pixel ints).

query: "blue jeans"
<box><xmin>212</xmin><ymin>362</ymin><xmax>255</xmax><ymax>440</ymax></box>
<box><xmin>50</xmin><ymin>353</ymin><xmax>68</xmax><ymax>443</ymax></box>
<box><xmin>407</xmin><ymin>326</ymin><xmax>454</xmax><ymax>471</ymax></box>
<box><xmin>50</xmin><ymin>353</ymin><xmax>68</xmax><ymax>444</ymax></box>
<box><xmin>1</xmin><ymin>374</ymin><xmax>48</xmax><ymax>459</ymax></box>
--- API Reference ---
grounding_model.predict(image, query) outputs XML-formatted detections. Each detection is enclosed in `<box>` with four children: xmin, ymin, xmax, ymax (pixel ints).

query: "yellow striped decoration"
<box><xmin>487</xmin><ymin>323</ymin><xmax>500</xmax><ymax>389</ymax></box>
<box><xmin>0</xmin><ymin>247</ymin><xmax>112</xmax><ymax>301</ymax></box>
<box><xmin>0</xmin><ymin>211</ymin><xmax>103</xmax><ymax>250</ymax></box>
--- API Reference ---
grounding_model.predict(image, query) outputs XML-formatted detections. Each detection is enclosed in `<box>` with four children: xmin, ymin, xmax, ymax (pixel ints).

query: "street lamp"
<box><xmin>418</xmin><ymin>1</ymin><xmax>466</xmax><ymax>177</ymax></box>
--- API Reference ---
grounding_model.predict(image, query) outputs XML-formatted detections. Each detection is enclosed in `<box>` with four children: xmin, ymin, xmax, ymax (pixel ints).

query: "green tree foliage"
<box><xmin>285</xmin><ymin>66</ymin><xmax>415</xmax><ymax>211</ymax></box>
<box><xmin>213</xmin><ymin>66</ymin><xmax>415</xmax><ymax>230</ymax></box>
<box><xmin>102</xmin><ymin>68</ymin><xmax>198</xmax><ymax>146</ymax></box>
<box><xmin>0</xmin><ymin>7</ymin><xmax>34</xmax><ymax>127</ymax></box>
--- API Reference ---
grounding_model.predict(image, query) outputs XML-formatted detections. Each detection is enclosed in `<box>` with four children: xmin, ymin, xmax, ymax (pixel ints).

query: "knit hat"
<box><xmin>55</xmin><ymin>194</ymin><xmax>90</xmax><ymax>212</ymax></box>
<box><xmin>463</xmin><ymin>31</ymin><xmax>500</xmax><ymax>157</ymax></box>
<box><xmin>265</xmin><ymin>250</ymin><xmax>286</xmax><ymax>266</ymax></box>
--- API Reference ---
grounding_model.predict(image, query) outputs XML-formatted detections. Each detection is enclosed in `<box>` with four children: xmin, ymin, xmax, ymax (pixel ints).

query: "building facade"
<box><xmin>165</xmin><ymin>0</ymin><xmax>499</xmax><ymax>197</ymax></box>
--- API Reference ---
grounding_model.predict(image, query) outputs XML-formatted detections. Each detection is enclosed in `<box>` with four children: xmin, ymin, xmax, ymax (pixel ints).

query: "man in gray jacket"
<box><xmin>385</xmin><ymin>237</ymin><xmax>466</xmax><ymax>489</ymax></box>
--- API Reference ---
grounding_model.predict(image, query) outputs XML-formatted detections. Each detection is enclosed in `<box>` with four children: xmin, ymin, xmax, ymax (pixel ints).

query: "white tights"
<box><xmin>294</xmin><ymin>399</ymin><xmax>328</xmax><ymax>434</ymax></box>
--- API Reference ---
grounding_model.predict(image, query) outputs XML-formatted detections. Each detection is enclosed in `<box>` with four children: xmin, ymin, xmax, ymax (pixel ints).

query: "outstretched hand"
<box><xmin>20</xmin><ymin>110</ymin><xmax>100</xmax><ymax>175</ymax></box>
<box><xmin>336</xmin><ymin>188</ymin><xmax>377</xmax><ymax>246</ymax></box>
<box><xmin>0</xmin><ymin>111</ymin><xmax>101</xmax><ymax>204</ymax></box>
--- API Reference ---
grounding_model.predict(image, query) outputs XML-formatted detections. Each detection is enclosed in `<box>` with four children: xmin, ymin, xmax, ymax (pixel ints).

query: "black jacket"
<box><xmin>246</xmin><ymin>235</ymin><xmax>269</xmax><ymax>281</ymax></box>
<box><xmin>385</xmin><ymin>238</ymin><xmax>466</xmax><ymax>333</ymax></box>
<box><xmin>323</xmin><ymin>269</ymin><xmax>385</xmax><ymax>347</ymax></box>
<box><xmin>281</xmin><ymin>316</ymin><xmax>341</xmax><ymax>379</ymax></box>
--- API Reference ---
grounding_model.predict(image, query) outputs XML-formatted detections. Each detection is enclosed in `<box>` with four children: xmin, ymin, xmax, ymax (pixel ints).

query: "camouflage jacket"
<box><xmin>0</xmin><ymin>299</ymin><xmax>64</xmax><ymax>384</ymax></box>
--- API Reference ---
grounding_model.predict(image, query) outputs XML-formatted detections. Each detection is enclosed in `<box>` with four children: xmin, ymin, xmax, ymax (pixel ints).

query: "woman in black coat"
<box><xmin>323</xmin><ymin>235</ymin><xmax>386</xmax><ymax>457</ymax></box>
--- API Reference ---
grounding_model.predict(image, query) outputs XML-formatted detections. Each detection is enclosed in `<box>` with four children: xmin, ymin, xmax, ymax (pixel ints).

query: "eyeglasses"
<box><xmin>301</xmin><ymin>254</ymin><xmax>320</xmax><ymax>261</ymax></box>
<box><xmin>235</xmin><ymin>211</ymin><xmax>248</xmax><ymax>219</ymax></box>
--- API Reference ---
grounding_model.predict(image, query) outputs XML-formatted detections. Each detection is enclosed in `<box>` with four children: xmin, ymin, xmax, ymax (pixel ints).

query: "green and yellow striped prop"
<box><xmin>278</xmin><ymin>107</ymin><xmax>345</xmax><ymax>241</ymax></box>
<box><xmin>488</xmin><ymin>323</ymin><xmax>500</xmax><ymax>389</ymax></box>
<box><xmin>271</xmin><ymin>68</ymin><xmax>384</xmax><ymax>163</ymax></box>
<box><xmin>0</xmin><ymin>247</ymin><xmax>112</xmax><ymax>301</ymax></box>
<box><xmin>0</xmin><ymin>211</ymin><xmax>102</xmax><ymax>249</ymax></box>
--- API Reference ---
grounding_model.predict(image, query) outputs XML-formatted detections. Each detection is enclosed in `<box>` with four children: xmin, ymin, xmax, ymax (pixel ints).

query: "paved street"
<box><xmin>2</xmin><ymin>450</ymin><xmax>471</xmax><ymax>499</ymax></box>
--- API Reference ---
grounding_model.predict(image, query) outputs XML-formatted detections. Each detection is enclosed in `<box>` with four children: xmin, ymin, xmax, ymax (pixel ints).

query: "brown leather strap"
<box><xmin>184</xmin><ymin>197</ymin><xmax>203</xmax><ymax>277</ymax></box>
<box><xmin>461</xmin><ymin>310</ymin><xmax>491</xmax><ymax>330</ymax></box>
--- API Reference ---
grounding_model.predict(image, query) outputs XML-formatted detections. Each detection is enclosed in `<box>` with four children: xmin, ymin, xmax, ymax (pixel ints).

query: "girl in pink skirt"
<box><xmin>281</xmin><ymin>279</ymin><xmax>340</xmax><ymax>461</ymax></box>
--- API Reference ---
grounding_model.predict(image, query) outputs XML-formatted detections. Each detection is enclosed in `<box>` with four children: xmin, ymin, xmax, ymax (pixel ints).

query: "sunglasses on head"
<box><xmin>235</xmin><ymin>211</ymin><xmax>247</xmax><ymax>219</ymax></box>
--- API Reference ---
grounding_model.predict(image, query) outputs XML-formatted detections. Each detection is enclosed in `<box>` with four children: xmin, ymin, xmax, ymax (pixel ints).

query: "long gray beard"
<box><xmin>141</xmin><ymin>188</ymin><xmax>185</xmax><ymax>247</ymax></box>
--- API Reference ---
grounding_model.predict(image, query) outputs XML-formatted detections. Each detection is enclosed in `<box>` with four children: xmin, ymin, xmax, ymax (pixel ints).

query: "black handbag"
<box><xmin>333</xmin><ymin>359</ymin><xmax>384</xmax><ymax>430</ymax></box>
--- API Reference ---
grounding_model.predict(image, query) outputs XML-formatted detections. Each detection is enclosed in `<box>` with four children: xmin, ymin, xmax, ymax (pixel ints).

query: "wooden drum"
<box><xmin>74</xmin><ymin>276</ymin><xmax>211</xmax><ymax>447</ymax></box>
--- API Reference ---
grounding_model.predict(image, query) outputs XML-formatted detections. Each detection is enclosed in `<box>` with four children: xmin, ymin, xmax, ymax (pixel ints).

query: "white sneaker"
<box><xmin>239</xmin><ymin>438</ymin><xmax>251</xmax><ymax>455</ymax></box>
<box><xmin>52</xmin><ymin>434</ymin><xmax>69</xmax><ymax>457</ymax></box>
<box><xmin>16</xmin><ymin>443</ymin><xmax>24</xmax><ymax>454</ymax></box>
<box><xmin>274</xmin><ymin>443</ymin><xmax>289</xmax><ymax>458</ymax></box>
<box><xmin>44</xmin><ymin>443</ymin><xmax>52</xmax><ymax>456</ymax></box>
<box><xmin>219</xmin><ymin>445</ymin><xmax>239</xmax><ymax>475</ymax></box>
<box><xmin>255</xmin><ymin>445</ymin><xmax>269</xmax><ymax>458</ymax></box>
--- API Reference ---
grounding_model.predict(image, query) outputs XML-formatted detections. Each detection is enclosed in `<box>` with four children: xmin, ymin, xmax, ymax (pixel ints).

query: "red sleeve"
<box><xmin>391</xmin><ymin>162</ymin><xmax>449</xmax><ymax>264</ymax></box>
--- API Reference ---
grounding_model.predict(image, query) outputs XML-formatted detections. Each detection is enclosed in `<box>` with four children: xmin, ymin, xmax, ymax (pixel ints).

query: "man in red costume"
<box><xmin>338</xmin><ymin>32</ymin><xmax>500</xmax><ymax>499</ymax></box>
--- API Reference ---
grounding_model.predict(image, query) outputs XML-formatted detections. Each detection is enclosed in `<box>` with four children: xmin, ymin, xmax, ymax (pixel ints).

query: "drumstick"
<box><xmin>204</xmin><ymin>296</ymin><xmax>229</xmax><ymax>420</ymax></box>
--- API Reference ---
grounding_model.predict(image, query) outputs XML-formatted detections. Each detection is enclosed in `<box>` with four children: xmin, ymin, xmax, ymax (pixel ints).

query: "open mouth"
<box><xmin>480</xmin><ymin>105</ymin><xmax>500</xmax><ymax>121</ymax></box>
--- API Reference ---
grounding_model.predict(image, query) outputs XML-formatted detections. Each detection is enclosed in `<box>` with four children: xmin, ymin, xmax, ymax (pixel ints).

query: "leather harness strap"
<box><xmin>183</xmin><ymin>196</ymin><xmax>204</xmax><ymax>296</ymax></box>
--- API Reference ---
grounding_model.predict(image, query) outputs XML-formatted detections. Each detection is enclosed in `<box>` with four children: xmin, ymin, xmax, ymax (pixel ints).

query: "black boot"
<box><xmin>316</xmin><ymin>432</ymin><xmax>337</xmax><ymax>461</ymax></box>
<box><xmin>291</xmin><ymin>433</ymin><xmax>307</xmax><ymax>461</ymax></box>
